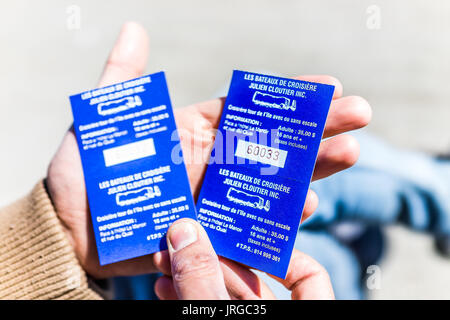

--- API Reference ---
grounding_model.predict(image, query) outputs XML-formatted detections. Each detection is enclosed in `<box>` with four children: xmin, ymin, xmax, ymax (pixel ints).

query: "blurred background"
<box><xmin>1</xmin><ymin>0</ymin><xmax>449</xmax><ymax>299</ymax></box>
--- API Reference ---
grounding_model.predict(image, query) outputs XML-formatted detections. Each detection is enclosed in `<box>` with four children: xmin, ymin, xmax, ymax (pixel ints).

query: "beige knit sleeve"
<box><xmin>0</xmin><ymin>180</ymin><xmax>103</xmax><ymax>300</ymax></box>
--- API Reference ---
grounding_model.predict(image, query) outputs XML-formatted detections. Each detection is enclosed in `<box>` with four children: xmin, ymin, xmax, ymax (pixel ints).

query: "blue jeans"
<box><xmin>113</xmin><ymin>130</ymin><xmax>450</xmax><ymax>299</ymax></box>
<box><xmin>307</xmin><ymin>131</ymin><xmax>450</xmax><ymax>234</ymax></box>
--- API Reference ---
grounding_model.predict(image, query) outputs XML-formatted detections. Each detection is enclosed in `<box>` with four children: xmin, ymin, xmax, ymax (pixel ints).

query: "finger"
<box><xmin>312</xmin><ymin>134</ymin><xmax>360</xmax><ymax>181</ymax></box>
<box><xmin>293</xmin><ymin>75</ymin><xmax>343</xmax><ymax>100</ymax></box>
<box><xmin>258</xmin><ymin>275</ymin><xmax>278</xmax><ymax>299</ymax></box>
<box><xmin>220</xmin><ymin>258</ymin><xmax>277</xmax><ymax>300</ymax></box>
<box><xmin>152</xmin><ymin>250</ymin><xmax>171</xmax><ymax>275</ymax></box>
<box><xmin>166</xmin><ymin>218</ymin><xmax>230</xmax><ymax>300</ymax></box>
<box><xmin>301</xmin><ymin>189</ymin><xmax>319</xmax><ymax>223</ymax></box>
<box><xmin>323</xmin><ymin>96</ymin><xmax>372</xmax><ymax>139</ymax></box>
<box><xmin>269</xmin><ymin>249</ymin><xmax>334</xmax><ymax>300</ymax></box>
<box><xmin>155</xmin><ymin>267</ymin><xmax>276</xmax><ymax>300</ymax></box>
<box><xmin>154</xmin><ymin>275</ymin><xmax>178</xmax><ymax>300</ymax></box>
<box><xmin>175</xmin><ymin>98</ymin><xmax>225</xmax><ymax>133</ymax></box>
<box><xmin>154</xmin><ymin>247</ymin><xmax>275</xmax><ymax>300</ymax></box>
<box><xmin>219</xmin><ymin>258</ymin><xmax>266</xmax><ymax>300</ymax></box>
<box><xmin>97</xmin><ymin>21</ymin><xmax>149</xmax><ymax>87</ymax></box>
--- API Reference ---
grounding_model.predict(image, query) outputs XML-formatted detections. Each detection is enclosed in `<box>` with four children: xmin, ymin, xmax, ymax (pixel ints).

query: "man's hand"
<box><xmin>154</xmin><ymin>218</ymin><xmax>334</xmax><ymax>300</ymax></box>
<box><xmin>47</xmin><ymin>22</ymin><xmax>153</xmax><ymax>279</ymax></box>
<box><xmin>46</xmin><ymin>22</ymin><xmax>371</xmax><ymax>280</ymax></box>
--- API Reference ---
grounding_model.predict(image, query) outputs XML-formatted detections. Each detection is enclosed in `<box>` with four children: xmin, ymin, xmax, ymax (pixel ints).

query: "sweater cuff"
<box><xmin>0</xmin><ymin>180</ymin><xmax>102</xmax><ymax>300</ymax></box>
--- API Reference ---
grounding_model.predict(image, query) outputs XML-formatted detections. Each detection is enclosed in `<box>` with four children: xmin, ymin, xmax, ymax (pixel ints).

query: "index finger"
<box><xmin>268</xmin><ymin>249</ymin><xmax>335</xmax><ymax>300</ymax></box>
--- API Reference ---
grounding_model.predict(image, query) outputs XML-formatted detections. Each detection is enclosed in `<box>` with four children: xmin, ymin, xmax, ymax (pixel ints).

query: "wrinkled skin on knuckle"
<box><xmin>172</xmin><ymin>252</ymin><xmax>221</xmax><ymax>283</ymax></box>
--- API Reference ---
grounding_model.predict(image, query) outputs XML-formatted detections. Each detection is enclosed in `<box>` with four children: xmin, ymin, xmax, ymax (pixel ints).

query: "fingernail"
<box><xmin>168</xmin><ymin>222</ymin><xmax>198</xmax><ymax>251</ymax></box>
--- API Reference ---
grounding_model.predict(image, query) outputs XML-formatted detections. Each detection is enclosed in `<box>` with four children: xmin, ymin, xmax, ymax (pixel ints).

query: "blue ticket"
<box><xmin>70</xmin><ymin>72</ymin><xmax>197</xmax><ymax>265</ymax></box>
<box><xmin>196</xmin><ymin>70</ymin><xmax>334</xmax><ymax>278</ymax></box>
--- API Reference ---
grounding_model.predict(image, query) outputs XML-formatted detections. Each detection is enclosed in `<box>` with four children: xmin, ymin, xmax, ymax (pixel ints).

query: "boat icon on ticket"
<box><xmin>97</xmin><ymin>95</ymin><xmax>143</xmax><ymax>116</ymax></box>
<box><xmin>252</xmin><ymin>91</ymin><xmax>296</xmax><ymax>111</ymax></box>
<box><xmin>226</xmin><ymin>187</ymin><xmax>270</xmax><ymax>212</ymax></box>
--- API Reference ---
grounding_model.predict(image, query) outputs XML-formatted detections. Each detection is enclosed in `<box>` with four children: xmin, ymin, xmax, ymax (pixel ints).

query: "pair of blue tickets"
<box><xmin>70</xmin><ymin>70</ymin><xmax>334</xmax><ymax>278</ymax></box>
